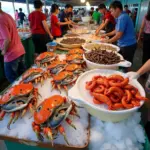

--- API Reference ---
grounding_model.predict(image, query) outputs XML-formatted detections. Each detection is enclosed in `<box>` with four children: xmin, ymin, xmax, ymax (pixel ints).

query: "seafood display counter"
<box><xmin>0</xmin><ymin>51</ymin><xmax>90</xmax><ymax>149</ymax></box>
<box><xmin>0</xmin><ymin>27</ymin><xmax>150</xmax><ymax>150</ymax></box>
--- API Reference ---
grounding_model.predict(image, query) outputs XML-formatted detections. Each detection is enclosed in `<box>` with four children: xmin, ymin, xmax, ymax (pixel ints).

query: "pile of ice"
<box><xmin>89</xmin><ymin>112</ymin><xmax>146</xmax><ymax>150</ymax></box>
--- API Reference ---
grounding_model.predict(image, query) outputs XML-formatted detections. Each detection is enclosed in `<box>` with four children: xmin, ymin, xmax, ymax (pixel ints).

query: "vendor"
<box><xmin>59</xmin><ymin>4</ymin><xmax>74</xmax><ymax>35</ymax></box>
<box><xmin>28</xmin><ymin>0</ymin><xmax>53</xmax><ymax>54</ymax></box>
<box><xmin>50</xmin><ymin>4</ymin><xmax>72</xmax><ymax>39</ymax></box>
<box><xmin>95</xmin><ymin>4</ymin><xmax>115</xmax><ymax>35</ymax></box>
<box><xmin>103</xmin><ymin>1</ymin><xmax>137</xmax><ymax>64</ymax></box>
<box><xmin>0</xmin><ymin>2</ymin><xmax>26</xmax><ymax>83</ymax></box>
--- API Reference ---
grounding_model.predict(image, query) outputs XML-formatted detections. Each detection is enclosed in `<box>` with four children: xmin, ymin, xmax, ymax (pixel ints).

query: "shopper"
<box><xmin>15</xmin><ymin>9</ymin><xmax>19</xmax><ymax>27</ymax></box>
<box><xmin>59</xmin><ymin>4</ymin><xmax>73</xmax><ymax>35</ymax></box>
<box><xmin>28</xmin><ymin>0</ymin><xmax>53</xmax><ymax>54</ymax></box>
<box><xmin>103</xmin><ymin>1</ymin><xmax>137</xmax><ymax>64</ymax></box>
<box><xmin>0</xmin><ymin>2</ymin><xmax>26</xmax><ymax>83</ymax></box>
<box><xmin>92</xmin><ymin>8</ymin><xmax>102</xmax><ymax>24</ymax></box>
<box><xmin>138</xmin><ymin>8</ymin><xmax>150</xmax><ymax>65</ymax></box>
<box><xmin>124</xmin><ymin>5</ymin><xmax>131</xmax><ymax>16</ymax></box>
<box><xmin>50</xmin><ymin>4</ymin><xmax>72</xmax><ymax>39</ymax></box>
<box><xmin>127</xmin><ymin>59</ymin><xmax>150</xmax><ymax>140</ymax></box>
<box><xmin>89</xmin><ymin>7</ymin><xmax>94</xmax><ymax>16</ymax></box>
<box><xmin>95</xmin><ymin>4</ymin><xmax>115</xmax><ymax>35</ymax></box>
<box><xmin>18</xmin><ymin>8</ymin><xmax>26</xmax><ymax>26</ymax></box>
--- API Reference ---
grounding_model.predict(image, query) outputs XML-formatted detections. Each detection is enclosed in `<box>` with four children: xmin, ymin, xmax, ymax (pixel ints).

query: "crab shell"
<box><xmin>47</xmin><ymin>60</ymin><xmax>67</xmax><ymax>70</ymax></box>
<box><xmin>53</xmin><ymin>71</ymin><xmax>73</xmax><ymax>81</ymax></box>
<box><xmin>66</xmin><ymin>54</ymin><xmax>83</xmax><ymax>61</ymax></box>
<box><xmin>65</xmin><ymin>64</ymin><xmax>82</xmax><ymax>72</ymax></box>
<box><xmin>0</xmin><ymin>83</ymin><xmax>33</xmax><ymax>105</ymax></box>
<box><xmin>36</xmin><ymin>52</ymin><xmax>55</xmax><ymax>62</ymax></box>
<box><xmin>68</xmin><ymin>48</ymin><xmax>84</xmax><ymax>55</ymax></box>
<box><xmin>22</xmin><ymin>68</ymin><xmax>45</xmax><ymax>82</ymax></box>
<box><xmin>34</xmin><ymin>95</ymin><xmax>66</xmax><ymax>125</ymax></box>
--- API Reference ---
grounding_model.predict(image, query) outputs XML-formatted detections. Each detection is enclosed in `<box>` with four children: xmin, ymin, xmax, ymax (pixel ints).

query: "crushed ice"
<box><xmin>89</xmin><ymin>112</ymin><xmax>146</xmax><ymax>150</ymax></box>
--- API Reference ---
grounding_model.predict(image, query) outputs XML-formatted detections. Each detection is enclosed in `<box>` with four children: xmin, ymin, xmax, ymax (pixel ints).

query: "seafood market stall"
<box><xmin>0</xmin><ymin>25</ymin><xmax>150</xmax><ymax>150</ymax></box>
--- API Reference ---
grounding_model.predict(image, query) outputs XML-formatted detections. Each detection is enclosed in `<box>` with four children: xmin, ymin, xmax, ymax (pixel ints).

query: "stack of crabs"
<box><xmin>0</xmin><ymin>49</ymin><xmax>85</xmax><ymax>145</ymax></box>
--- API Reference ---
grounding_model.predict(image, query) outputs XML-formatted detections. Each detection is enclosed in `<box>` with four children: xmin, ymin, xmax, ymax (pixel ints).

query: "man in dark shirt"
<box><xmin>60</xmin><ymin>4</ymin><xmax>73</xmax><ymax>35</ymax></box>
<box><xmin>18</xmin><ymin>8</ymin><xmax>26</xmax><ymax>25</ymax></box>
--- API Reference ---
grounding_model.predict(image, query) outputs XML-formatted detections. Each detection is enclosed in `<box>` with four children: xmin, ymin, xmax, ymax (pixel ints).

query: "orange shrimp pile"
<box><xmin>85</xmin><ymin>75</ymin><xmax>148</xmax><ymax>110</ymax></box>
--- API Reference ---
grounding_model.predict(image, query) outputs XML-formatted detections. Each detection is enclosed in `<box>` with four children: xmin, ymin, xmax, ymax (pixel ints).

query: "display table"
<box><xmin>21</xmin><ymin>37</ymin><xmax>35</xmax><ymax>69</ymax></box>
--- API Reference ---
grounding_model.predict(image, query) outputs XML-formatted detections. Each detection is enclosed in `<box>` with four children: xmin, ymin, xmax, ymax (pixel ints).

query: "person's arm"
<box><xmin>137</xmin><ymin>59</ymin><xmax>150</xmax><ymax>76</ymax></box>
<box><xmin>42</xmin><ymin>20</ymin><xmax>53</xmax><ymax>39</ymax></box>
<box><xmin>138</xmin><ymin>17</ymin><xmax>145</xmax><ymax>42</ymax></box>
<box><xmin>0</xmin><ymin>24</ymin><xmax>11</xmax><ymax>55</ymax></box>
<box><xmin>57</xmin><ymin>21</ymin><xmax>71</xmax><ymax>26</ymax></box>
<box><xmin>127</xmin><ymin>59</ymin><xmax>150</xmax><ymax>79</ymax></box>
<box><xmin>95</xmin><ymin>19</ymin><xmax>109</xmax><ymax>35</ymax></box>
<box><xmin>105</xmin><ymin>30</ymin><xmax>116</xmax><ymax>37</ymax></box>
<box><xmin>106</xmin><ymin>16</ymin><xmax>126</xmax><ymax>43</ymax></box>
<box><xmin>107</xmin><ymin>31</ymin><xmax>123</xmax><ymax>43</ymax></box>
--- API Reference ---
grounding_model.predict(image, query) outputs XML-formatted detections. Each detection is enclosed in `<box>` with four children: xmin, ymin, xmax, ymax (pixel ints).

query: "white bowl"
<box><xmin>56</xmin><ymin>37</ymin><xmax>87</xmax><ymax>48</ymax></box>
<box><xmin>81</xmin><ymin>16</ymin><xmax>91</xmax><ymax>23</ymax></box>
<box><xmin>83</xmin><ymin>50</ymin><xmax>131</xmax><ymax>70</ymax></box>
<box><xmin>82</xmin><ymin>43</ymin><xmax>120</xmax><ymax>52</ymax></box>
<box><xmin>68</xmin><ymin>69</ymin><xmax>145</xmax><ymax>122</ymax></box>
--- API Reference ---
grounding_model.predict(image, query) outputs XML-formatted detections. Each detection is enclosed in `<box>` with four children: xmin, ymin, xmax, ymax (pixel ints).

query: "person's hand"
<box><xmin>137</xmin><ymin>37</ymin><xmax>140</xmax><ymax>43</ymax></box>
<box><xmin>1</xmin><ymin>50</ymin><xmax>6</xmax><ymax>56</ymax></box>
<box><xmin>95</xmin><ymin>29</ymin><xmax>99</xmax><ymax>36</ymax></box>
<box><xmin>68</xmin><ymin>20</ymin><xmax>73</xmax><ymax>25</ymax></box>
<box><xmin>101</xmin><ymin>34</ymin><xmax>107</xmax><ymax>38</ymax></box>
<box><xmin>126</xmin><ymin>71</ymin><xmax>140</xmax><ymax>80</ymax></box>
<box><xmin>50</xmin><ymin>35</ymin><xmax>53</xmax><ymax>40</ymax></box>
<box><xmin>101</xmin><ymin>39</ymin><xmax>110</xmax><ymax>43</ymax></box>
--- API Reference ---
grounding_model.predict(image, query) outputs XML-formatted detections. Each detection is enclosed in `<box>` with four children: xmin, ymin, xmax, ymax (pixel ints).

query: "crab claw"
<box><xmin>7</xmin><ymin>112</ymin><xmax>15</xmax><ymax>130</ymax></box>
<box><xmin>0</xmin><ymin>111</ymin><xmax>6</xmax><ymax>121</ymax></box>
<box><xmin>21</xmin><ymin>107</ymin><xmax>28</xmax><ymax>118</ymax></box>
<box><xmin>43</xmin><ymin>127</ymin><xmax>54</xmax><ymax>146</ymax></box>
<box><xmin>58</xmin><ymin>125</ymin><xmax>69</xmax><ymax>145</ymax></box>
<box><xmin>33</xmin><ymin>124</ymin><xmax>44</xmax><ymax>141</ymax></box>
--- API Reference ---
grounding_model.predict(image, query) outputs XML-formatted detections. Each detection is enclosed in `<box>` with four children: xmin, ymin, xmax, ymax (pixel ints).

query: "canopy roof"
<box><xmin>1</xmin><ymin>0</ymin><xmax>106</xmax><ymax>6</ymax></box>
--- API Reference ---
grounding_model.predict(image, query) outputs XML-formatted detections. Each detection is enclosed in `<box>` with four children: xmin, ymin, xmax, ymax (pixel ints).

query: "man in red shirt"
<box><xmin>28</xmin><ymin>0</ymin><xmax>53</xmax><ymax>54</ymax></box>
<box><xmin>95</xmin><ymin>4</ymin><xmax>115</xmax><ymax>35</ymax></box>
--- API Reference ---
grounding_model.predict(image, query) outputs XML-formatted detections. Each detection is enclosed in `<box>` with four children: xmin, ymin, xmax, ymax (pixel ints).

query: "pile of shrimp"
<box><xmin>85</xmin><ymin>74</ymin><xmax>148</xmax><ymax>110</ymax></box>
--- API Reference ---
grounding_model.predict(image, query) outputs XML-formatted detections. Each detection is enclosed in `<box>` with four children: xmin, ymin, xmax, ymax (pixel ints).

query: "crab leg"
<box><xmin>43</xmin><ymin>127</ymin><xmax>53</xmax><ymax>146</ymax></box>
<box><xmin>21</xmin><ymin>107</ymin><xmax>28</xmax><ymax>118</ymax></box>
<box><xmin>28</xmin><ymin>103</ymin><xmax>35</xmax><ymax>115</ymax></box>
<box><xmin>0</xmin><ymin>111</ymin><xmax>6</xmax><ymax>121</ymax></box>
<box><xmin>70</xmin><ymin>111</ymin><xmax>80</xmax><ymax>118</ymax></box>
<box><xmin>51</xmin><ymin>83</ymin><xmax>56</xmax><ymax>92</ymax></box>
<box><xmin>7</xmin><ymin>112</ymin><xmax>15</xmax><ymax>130</ymax></box>
<box><xmin>66</xmin><ymin>118</ymin><xmax>76</xmax><ymax>130</ymax></box>
<box><xmin>13</xmin><ymin>111</ymin><xmax>20</xmax><ymax>124</ymax></box>
<box><xmin>63</xmin><ymin>86</ymin><xmax>68</xmax><ymax>95</ymax></box>
<box><xmin>58</xmin><ymin>125</ymin><xmax>69</xmax><ymax>145</ymax></box>
<box><xmin>40</xmin><ymin>77</ymin><xmax>44</xmax><ymax>86</ymax></box>
<box><xmin>57</xmin><ymin>84</ymin><xmax>61</xmax><ymax>93</ymax></box>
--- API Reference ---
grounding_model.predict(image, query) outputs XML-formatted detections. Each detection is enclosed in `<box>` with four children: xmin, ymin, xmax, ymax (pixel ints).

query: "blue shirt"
<box><xmin>115</xmin><ymin>12</ymin><xmax>136</xmax><ymax>47</ymax></box>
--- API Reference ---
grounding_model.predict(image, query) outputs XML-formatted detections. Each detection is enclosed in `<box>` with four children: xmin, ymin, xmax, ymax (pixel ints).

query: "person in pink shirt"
<box><xmin>138</xmin><ymin>8</ymin><xmax>150</xmax><ymax>65</ymax></box>
<box><xmin>0</xmin><ymin>2</ymin><xmax>26</xmax><ymax>83</ymax></box>
<box><xmin>15</xmin><ymin>9</ymin><xmax>19</xmax><ymax>27</ymax></box>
